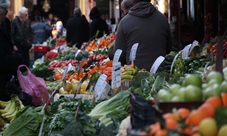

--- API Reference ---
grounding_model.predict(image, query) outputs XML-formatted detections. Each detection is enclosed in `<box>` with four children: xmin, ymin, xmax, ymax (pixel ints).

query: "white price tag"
<box><xmin>52</xmin><ymin>49</ymin><xmax>58</xmax><ymax>53</ymax></box>
<box><xmin>170</xmin><ymin>53</ymin><xmax>179</xmax><ymax>74</ymax></box>
<box><xmin>75</xmin><ymin>49</ymin><xmax>81</xmax><ymax>57</ymax></box>
<box><xmin>40</xmin><ymin>56</ymin><xmax>44</xmax><ymax>64</ymax></box>
<box><xmin>94</xmin><ymin>74</ymin><xmax>110</xmax><ymax>100</ymax></box>
<box><xmin>113</xmin><ymin>49</ymin><xmax>122</xmax><ymax>63</ymax></box>
<box><xmin>189</xmin><ymin>40</ymin><xmax>199</xmax><ymax>53</ymax></box>
<box><xmin>111</xmin><ymin>62</ymin><xmax>122</xmax><ymax>89</ymax></box>
<box><xmin>62</xmin><ymin>63</ymin><xmax>72</xmax><ymax>80</ymax></box>
<box><xmin>59</xmin><ymin>44</ymin><xmax>67</xmax><ymax>50</ymax></box>
<box><xmin>96</xmin><ymin>39</ymin><xmax>100</xmax><ymax>49</ymax></box>
<box><xmin>182</xmin><ymin>44</ymin><xmax>191</xmax><ymax>59</ymax></box>
<box><xmin>129</xmin><ymin>43</ymin><xmax>139</xmax><ymax>61</ymax></box>
<box><xmin>150</xmin><ymin>56</ymin><xmax>165</xmax><ymax>74</ymax></box>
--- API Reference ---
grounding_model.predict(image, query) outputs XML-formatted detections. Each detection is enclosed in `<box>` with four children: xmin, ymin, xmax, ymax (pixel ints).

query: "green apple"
<box><xmin>157</xmin><ymin>89</ymin><xmax>172</xmax><ymax>102</ymax></box>
<box><xmin>184</xmin><ymin>74</ymin><xmax>202</xmax><ymax>87</ymax></box>
<box><xmin>176</xmin><ymin>87</ymin><xmax>186</xmax><ymax>101</ymax></box>
<box><xmin>203</xmin><ymin>83</ymin><xmax>222</xmax><ymax>100</ymax></box>
<box><xmin>171</xmin><ymin>96</ymin><xmax>181</xmax><ymax>102</ymax></box>
<box><xmin>185</xmin><ymin>85</ymin><xmax>203</xmax><ymax>101</ymax></box>
<box><xmin>169</xmin><ymin>84</ymin><xmax>181</xmax><ymax>96</ymax></box>
<box><xmin>206</xmin><ymin>71</ymin><xmax>224</xmax><ymax>84</ymax></box>
<box><xmin>208</xmin><ymin>79</ymin><xmax>222</xmax><ymax>86</ymax></box>
<box><xmin>221</xmin><ymin>80</ymin><xmax>227</xmax><ymax>92</ymax></box>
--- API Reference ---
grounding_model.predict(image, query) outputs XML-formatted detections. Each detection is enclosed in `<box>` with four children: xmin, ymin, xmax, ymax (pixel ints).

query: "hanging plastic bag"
<box><xmin>17</xmin><ymin>65</ymin><xmax>50</xmax><ymax>106</ymax></box>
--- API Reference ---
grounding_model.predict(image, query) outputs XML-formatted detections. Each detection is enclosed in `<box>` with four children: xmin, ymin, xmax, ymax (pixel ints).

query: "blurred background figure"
<box><xmin>31</xmin><ymin>16</ymin><xmax>52</xmax><ymax>44</ymax></box>
<box><xmin>121</xmin><ymin>0</ymin><xmax>133</xmax><ymax>18</ymax></box>
<box><xmin>0</xmin><ymin>0</ymin><xmax>23</xmax><ymax>100</ymax></box>
<box><xmin>11</xmin><ymin>6</ymin><xmax>33</xmax><ymax>68</ymax></box>
<box><xmin>66</xmin><ymin>7</ymin><xmax>89</xmax><ymax>49</ymax></box>
<box><xmin>48</xmin><ymin>13</ymin><xmax>55</xmax><ymax>25</ymax></box>
<box><xmin>89</xmin><ymin>7</ymin><xmax>109</xmax><ymax>39</ymax></box>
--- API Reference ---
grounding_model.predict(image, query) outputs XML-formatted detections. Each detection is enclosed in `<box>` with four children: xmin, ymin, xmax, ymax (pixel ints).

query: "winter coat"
<box><xmin>66</xmin><ymin>15</ymin><xmax>89</xmax><ymax>48</ymax></box>
<box><xmin>31</xmin><ymin>21</ymin><xmax>52</xmax><ymax>44</ymax></box>
<box><xmin>89</xmin><ymin>7</ymin><xmax>109</xmax><ymax>39</ymax></box>
<box><xmin>114</xmin><ymin>2</ymin><xmax>172</xmax><ymax>71</ymax></box>
<box><xmin>0</xmin><ymin>17</ymin><xmax>23</xmax><ymax>100</ymax></box>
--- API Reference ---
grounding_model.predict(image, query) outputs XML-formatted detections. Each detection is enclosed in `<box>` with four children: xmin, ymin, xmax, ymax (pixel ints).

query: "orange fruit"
<box><xmin>185</xmin><ymin>110</ymin><xmax>209</xmax><ymax>126</ymax></box>
<box><xmin>163</xmin><ymin>113</ymin><xmax>178</xmax><ymax>121</ymax></box>
<box><xmin>178</xmin><ymin>127</ymin><xmax>193</xmax><ymax>135</ymax></box>
<box><xmin>178</xmin><ymin>108</ymin><xmax>190</xmax><ymax>118</ymax></box>
<box><xmin>149</xmin><ymin>122</ymin><xmax>161</xmax><ymax>135</ymax></box>
<box><xmin>165</xmin><ymin>119</ymin><xmax>178</xmax><ymax>130</ymax></box>
<box><xmin>155</xmin><ymin>129</ymin><xmax>167</xmax><ymax>136</ymax></box>
<box><xmin>205</xmin><ymin>96</ymin><xmax>222</xmax><ymax>108</ymax></box>
<box><xmin>198</xmin><ymin>103</ymin><xmax>215</xmax><ymax>117</ymax></box>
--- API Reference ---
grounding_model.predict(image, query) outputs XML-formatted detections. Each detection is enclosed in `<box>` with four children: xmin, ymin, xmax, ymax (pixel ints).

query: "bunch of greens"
<box><xmin>3</xmin><ymin>107</ymin><xmax>43</xmax><ymax>136</ymax></box>
<box><xmin>88</xmin><ymin>90</ymin><xmax>131</xmax><ymax>126</ymax></box>
<box><xmin>31</xmin><ymin>59</ymin><xmax>53</xmax><ymax>79</ymax></box>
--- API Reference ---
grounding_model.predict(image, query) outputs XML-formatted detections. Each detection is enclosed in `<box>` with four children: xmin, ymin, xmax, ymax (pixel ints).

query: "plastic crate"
<box><xmin>130</xmin><ymin>93</ymin><xmax>155</xmax><ymax>129</ymax></box>
<box><xmin>34</xmin><ymin>45</ymin><xmax>47</xmax><ymax>52</ymax></box>
<box><xmin>157</xmin><ymin>101</ymin><xmax>204</xmax><ymax>114</ymax></box>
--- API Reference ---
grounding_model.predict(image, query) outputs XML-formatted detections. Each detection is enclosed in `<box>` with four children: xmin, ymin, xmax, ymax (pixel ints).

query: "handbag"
<box><xmin>17</xmin><ymin>65</ymin><xmax>50</xmax><ymax>106</ymax></box>
<box><xmin>4</xmin><ymin>75</ymin><xmax>32</xmax><ymax>106</ymax></box>
<box><xmin>21</xmin><ymin>39</ymin><xmax>32</xmax><ymax>49</ymax></box>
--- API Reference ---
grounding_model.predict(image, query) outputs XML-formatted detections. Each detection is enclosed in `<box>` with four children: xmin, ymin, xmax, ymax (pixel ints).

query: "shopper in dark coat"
<box><xmin>114</xmin><ymin>0</ymin><xmax>172</xmax><ymax>71</ymax></box>
<box><xmin>0</xmin><ymin>0</ymin><xmax>23</xmax><ymax>101</ymax></box>
<box><xmin>89</xmin><ymin>7</ymin><xmax>109</xmax><ymax>39</ymax></box>
<box><xmin>32</xmin><ymin>16</ymin><xmax>52</xmax><ymax>44</ymax></box>
<box><xmin>11</xmin><ymin>7</ymin><xmax>33</xmax><ymax>68</ymax></box>
<box><xmin>66</xmin><ymin>7</ymin><xmax>89</xmax><ymax>48</ymax></box>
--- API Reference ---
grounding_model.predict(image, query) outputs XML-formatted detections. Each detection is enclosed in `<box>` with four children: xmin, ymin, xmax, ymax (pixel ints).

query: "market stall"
<box><xmin>1</xmin><ymin>33</ymin><xmax>227</xmax><ymax>136</ymax></box>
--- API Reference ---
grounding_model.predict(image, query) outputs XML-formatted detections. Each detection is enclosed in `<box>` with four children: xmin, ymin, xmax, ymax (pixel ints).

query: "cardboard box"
<box><xmin>29</xmin><ymin>51</ymin><xmax>34</xmax><ymax>60</ymax></box>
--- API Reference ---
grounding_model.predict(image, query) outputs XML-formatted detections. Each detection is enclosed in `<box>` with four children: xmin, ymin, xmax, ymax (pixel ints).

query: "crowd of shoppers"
<box><xmin>0</xmin><ymin>0</ymin><xmax>173</xmax><ymax>100</ymax></box>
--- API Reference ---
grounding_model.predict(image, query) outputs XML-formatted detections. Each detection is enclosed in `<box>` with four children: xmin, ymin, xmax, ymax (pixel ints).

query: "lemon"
<box><xmin>218</xmin><ymin>124</ymin><xmax>227</xmax><ymax>136</ymax></box>
<box><xmin>198</xmin><ymin>118</ymin><xmax>217</xmax><ymax>136</ymax></box>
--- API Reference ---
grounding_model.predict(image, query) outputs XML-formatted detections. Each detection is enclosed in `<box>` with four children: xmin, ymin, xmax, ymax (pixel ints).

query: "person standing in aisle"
<box><xmin>0</xmin><ymin>0</ymin><xmax>23</xmax><ymax>101</ymax></box>
<box><xmin>113</xmin><ymin>0</ymin><xmax>172</xmax><ymax>71</ymax></box>
<box><xmin>11</xmin><ymin>7</ymin><xmax>33</xmax><ymax>68</ymax></box>
<box><xmin>108</xmin><ymin>0</ymin><xmax>133</xmax><ymax>60</ymax></box>
<box><xmin>121</xmin><ymin>0</ymin><xmax>133</xmax><ymax>18</ymax></box>
<box><xmin>89</xmin><ymin>7</ymin><xmax>109</xmax><ymax>39</ymax></box>
<box><xmin>66</xmin><ymin>7</ymin><xmax>89</xmax><ymax>49</ymax></box>
<box><xmin>31</xmin><ymin>16</ymin><xmax>52</xmax><ymax>44</ymax></box>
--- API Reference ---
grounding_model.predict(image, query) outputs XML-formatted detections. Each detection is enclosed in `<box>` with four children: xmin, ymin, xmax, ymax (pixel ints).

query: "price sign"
<box><xmin>62</xmin><ymin>63</ymin><xmax>72</xmax><ymax>80</ymax></box>
<box><xmin>52</xmin><ymin>49</ymin><xmax>58</xmax><ymax>53</ymax></box>
<box><xmin>111</xmin><ymin>62</ymin><xmax>121</xmax><ymax>89</ymax></box>
<box><xmin>189</xmin><ymin>40</ymin><xmax>199</xmax><ymax>53</ymax></box>
<box><xmin>170</xmin><ymin>53</ymin><xmax>179</xmax><ymax>74</ymax></box>
<box><xmin>150</xmin><ymin>56</ymin><xmax>165</xmax><ymax>74</ymax></box>
<box><xmin>113</xmin><ymin>49</ymin><xmax>122</xmax><ymax>63</ymax></box>
<box><xmin>94</xmin><ymin>74</ymin><xmax>110</xmax><ymax>100</ymax></box>
<box><xmin>129</xmin><ymin>43</ymin><xmax>139</xmax><ymax>62</ymax></box>
<box><xmin>182</xmin><ymin>44</ymin><xmax>192</xmax><ymax>59</ymax></box>
<box><xmin>96</xmin><ymin>39</ymin><xmax>100</xmax><ymax>49</ymax></box>
<box><xmin>59</xmin><ymin>44</ymin><xmax>67</xmax><ymax>50</ymax></box>
<box><xmin>75</xmin><ymin>49</ymin><xmax>81</xmax><ymax>57</ymax></box>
